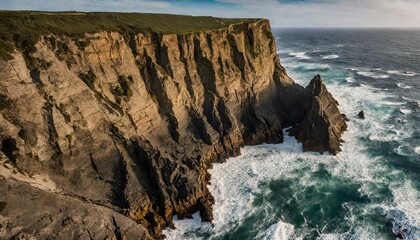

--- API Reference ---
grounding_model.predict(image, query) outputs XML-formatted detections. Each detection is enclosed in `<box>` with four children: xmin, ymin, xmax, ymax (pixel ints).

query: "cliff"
<box><xmin>0</xmin><ymin>12</ymin><xmax>347</xmax><ymax>239</ymax></box>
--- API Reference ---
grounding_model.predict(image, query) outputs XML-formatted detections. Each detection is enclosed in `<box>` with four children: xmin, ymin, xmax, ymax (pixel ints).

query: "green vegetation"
<box><xmin>75</xmin><ymin>40</ymin><xmax>89</xmax><ymax>50</ymax></box>
<box><xmin>112</xmin><ymin>75</ymin><xmax>133</xmax><ymax>102</ymax></box>
<box><xmin>154</xmin><ymin>63</ymin><xmax>169</xmax><ymax>78</ymax></box>
<box><xmin>0</xmin><ymin>39</ymin><xmax>14</xmax><ymax>60</ymax></box>
<box><xmin>0</xmin><ymin>11</ymin><xmax>261</xmax><ymax>60</ymax></box>
<box><xmin>78</xmin><ymin>70</ymin><xmax>96</xmax><ymax>90</ymax></box>
<box><xmin>56</xmin><ymin>40</ymin><xmax>70</xmax><ymax>59</ymax></box>
<box><xmin>0</xmin><ymin>94</ymin><xmax>11</xmax><ymax>110</ymax></box>
<box><xmin>0</xmin><ymin>202</ymin><xmax>6</xmax><ymax>212</ymax></box>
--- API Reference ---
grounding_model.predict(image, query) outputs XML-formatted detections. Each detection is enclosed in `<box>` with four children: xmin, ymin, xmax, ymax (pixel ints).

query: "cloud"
<box><xmin>212</xmin><ymin>0</ymin><xmax>420</xmax><ymax>28</ymax></box>
<box><xmin>1</xmin><ymin>0</ymin><xmax>420</xmax><ymax>27</ymax></box>
<box><xmin>1</xmin><ymin>0</ymin><xmax>171</xmax><ymax>12</ymax></box>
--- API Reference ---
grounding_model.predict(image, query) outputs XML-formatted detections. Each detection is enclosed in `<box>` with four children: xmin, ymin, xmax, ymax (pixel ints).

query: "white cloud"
<box><xmin>1</xmin><ymin>0</ymin><xmax>420</xmax><ymax>27</ymax></box>
<box><xmin>196</xmin><ymin>0</ymin><xmax>420</xmax><ymax>28</ymax></box>
<box><xmin>1</xmin><ymin>0</ymin><xmax>171</xmax><ymax>12</ymax></box>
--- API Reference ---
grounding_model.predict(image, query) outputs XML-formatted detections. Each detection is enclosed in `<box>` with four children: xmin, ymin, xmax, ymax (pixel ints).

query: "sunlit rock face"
<box><xmin>0</xmin><ymin>16</ymin><xmax>345</xmax><ymax>239</ymax></box>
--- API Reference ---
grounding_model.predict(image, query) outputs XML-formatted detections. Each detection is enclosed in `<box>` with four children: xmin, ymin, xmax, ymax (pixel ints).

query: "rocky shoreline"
<box><xmin>0</xmin><ymin>13</ymin><xmax>347</xmax><ymax>239</ymax></box>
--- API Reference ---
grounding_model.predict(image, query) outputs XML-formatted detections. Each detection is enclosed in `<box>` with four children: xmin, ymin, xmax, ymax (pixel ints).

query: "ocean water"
<box><xmin>164</xmin><ymin>29</ymin><xmax>420</xmax><ymax>240</ymax></box>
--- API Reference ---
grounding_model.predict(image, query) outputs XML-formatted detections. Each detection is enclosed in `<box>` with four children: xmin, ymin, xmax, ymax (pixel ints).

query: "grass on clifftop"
<box><xmin>0</xmin><ymin>11</ymin><xmax>261</xmax><ymax>60</ymax></box>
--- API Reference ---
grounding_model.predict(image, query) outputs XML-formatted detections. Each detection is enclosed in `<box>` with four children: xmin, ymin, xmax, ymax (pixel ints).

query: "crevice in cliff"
<box><xmin>106</xmin><ymin>125</ymin><xmax>131</xmax><ymax>210</ymax></box>
<box><xmin>152</xmin><ymin>33</ymin><xmax>174</xmax><ymax>79</ymax></box>
<box><xmin>45</xmin><ymin>103</ymin><xmax>64</xmax><ymax>174</ymax></box>
<box><xmin>122</xmin><ymin>137</ymin><xmax>172</xmax><ymax>235</ymax></box>
<box><xmin>177</xmin><ymin>35</ymin><xmax>195</xmax><ymax>99</ymax></box>
<box><xmin>227</xmin><ymin>34</ymin><xmax>247</xmax><ymax>82</ymax></box>
<box><xmin>188</xmin><ymin>108</ymin><xmax>212</xmax><ymax>145</ymax></box>
<box><xmin>159</xmin><ymin>45</ymin><xmax>174</xmax><ymax>79</ymax></box>
<box><xmin>89</xmin><ymin>153</ymin><xmax>103</xmax><ymax>180</ymax></box>
<box><xmin>140</xmin><ymin>53</ymin><xmax>180</xmax><ymax>143</ymax></box>
<box><xmin>245</xmin><ymin>26</ymin><xmax>256</xmax><ymax>58</ymax></box>
<box><xmin>29</xmin><ymin>69</ymin><xmax>64</xmax><ymax>176</ymax></box>
<box><xmin>112</xmin><ymin>217</ymin><xmax>123</xmax><ymax>240</ymax></box>
<box><xmin>206</xmin><ymin>34</ymin><xmax>214</xmax><ymax>56</ymax></box>
<box><xmin>1</xmin><ymin>138</ymin><xmax>18</xmax><ymax>165</ymax></box>
<box><xmin>193</xmin><ymin>38</ymin><xmax>222</xmax><ymax>136</ymax></box>
<box><xmin>128</xmin><ymin>35</ymin><xmax>138</xmax><ymax>57</ymax></box>
<box><xmin>217</xmin><ymin>56</ymin><xmax>226</xmax><ymax>83</ymax></box>
<box><xmin>216</xmin><ymin>100</ymin><xmax>233</xmax><ymax>136</ymax></box>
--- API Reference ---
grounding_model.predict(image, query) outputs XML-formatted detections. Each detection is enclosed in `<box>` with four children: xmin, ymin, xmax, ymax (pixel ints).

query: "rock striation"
<box><xmin>0</xmin><ymin>12</ymin><xmax>346</xmax><ymax>239</ymax></box>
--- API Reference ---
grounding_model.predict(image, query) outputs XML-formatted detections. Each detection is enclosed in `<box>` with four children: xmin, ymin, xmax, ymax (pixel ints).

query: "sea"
<box><xmin>163</xmin><ymin>29</ymin><xmax>420</xmax><ymax>240</ymax></box>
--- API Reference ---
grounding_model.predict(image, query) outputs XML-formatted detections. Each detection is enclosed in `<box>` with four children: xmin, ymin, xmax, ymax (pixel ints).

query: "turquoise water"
<box><xmin>164</xmin><ymin>29</ymin><xmax>420</xmax><ymax>240</ymax></box>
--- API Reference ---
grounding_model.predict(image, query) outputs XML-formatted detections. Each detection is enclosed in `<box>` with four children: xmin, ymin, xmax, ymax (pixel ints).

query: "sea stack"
<box><xmin>358</xmin><ymin>110</ymin><xmax>365</xmax><ymax>119</ymax></box>
<box><xmin>289</xmin><ymin>75</ymin><xmax>348</xmax><ymax>155</ymax></box>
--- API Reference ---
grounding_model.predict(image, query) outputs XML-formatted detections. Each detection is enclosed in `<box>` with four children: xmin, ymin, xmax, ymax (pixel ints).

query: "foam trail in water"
<box><xmin>386</xmin><ymin>70</ymin><xmax>417</xmax><ymax>77</ymax></box>
<box><xmin>257</xmin><ymin>221</ymin><xmax>295</xmax><ymax>240</ymax></box>
<box><xmin>402</xmin><ymin>96</ymin><xmax>420</xmax><ymax>107</ymax></box>
<box><xmin>357</xmin><ymin>71</ymin><xmax>389</xmax><ymax>79</ymax></box>
<box><xmin>345</xmin><ymin>76</ymin><xmax>355</xmax><ymax>83</ymax></box>
<box><xmin>289</xmin><ymin>51</ymin><xmax>311</xmax><ymax>60</ymax></box>
<box><xmin>322</xmin><ymin>54</ymin><xmax>339</xmax><ymax>60</ymax></box>
<box><xmin>397</xmin><ymin>83</ymin><xmax>413</xmax><ymax>89</ymax></box>
<box><xmin>399</xmin><ymin>107</ymin><xmax>412</xmax><ymax>115</ymax></box>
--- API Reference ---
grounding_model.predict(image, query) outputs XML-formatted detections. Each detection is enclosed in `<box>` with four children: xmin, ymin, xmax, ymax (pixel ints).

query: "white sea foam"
<box><xmin>163</xmin><ymin>212</ymin><xmax>212</xmax><ymax>239</ymax></box>
<box><xmin>395</xmin><ymin>145</ymin><xmax>411</xmax><ymax>156</ymax></box>
<box><xmin>415</xmin><ymin>147</ymin><xmax>420</xmax><ymax>155</ymax></box>
<box><xmin>381</xmin><ymin>101</ymin><xmax>406</xmax><ymax>106</ymax></box>
<box><xmin>400</xmin><ymin>108</ymin><xmax>412</xmax><ymax>115</ymax></box>
<box><xmin>257</xmin><ymin>221</ymin><xmax>295</xmax><ymax>240</ymax></box>
<box><xmin>345</xmin><ymin>76</ymin><xmax>355</xmax><ymax>83</ymax></box>
<box><xmin>390</xmin><ymin>181</ymin><xmax>420</xmax><ymax>238</ymax></box>
<box><xmin>386</xmin><ymin>70</ymin><xmax>417</xmax><ymax>77</ymax></box>
<box><xmin>322</xmin><ymin>54</ymin><xmax>339</xmax><ymax>60</ymax></box>
<box><xmin>289</xmin><ymin>51</ymin><xmax>311</xmax><ymax>60</ymax></box>
<box><xmin>334</xmin><ymin>44</ymin><xmax>344</xmax><ymax>47</ymax></box>
<box><xmin>345</xmin><ymin>67</ymin><xmax>360</xmax><ymax>71</ymax></box>
<box><xmin>402</xmin><ymin>96</ymin><xmax>420</xmax><ymax>107</ymax></box>
<box><xmin>397</xmin><ymin>83</ymin><xmax>413</xmax><ymax>89</ymax></box>
<box><xmin>356</xmin><ymin>71</ymin><xmax>390</xmax><ymax>79</ymax></box>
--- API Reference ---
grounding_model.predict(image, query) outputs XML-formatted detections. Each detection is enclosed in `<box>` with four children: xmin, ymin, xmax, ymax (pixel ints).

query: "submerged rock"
<box><xmin>358</xmin><ymin>110</ymin><xmax>365</xmax><ymax>119</ymax></box>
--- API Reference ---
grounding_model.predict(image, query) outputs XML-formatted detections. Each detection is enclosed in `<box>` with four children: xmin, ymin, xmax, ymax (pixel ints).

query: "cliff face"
<box><xmin>0</xmin><ymin>16</ymin><xmax>345</xmax><ymax>239</ymax></box>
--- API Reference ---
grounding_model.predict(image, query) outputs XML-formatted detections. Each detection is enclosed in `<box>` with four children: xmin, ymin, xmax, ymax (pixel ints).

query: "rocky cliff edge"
<box><xmin>0</xmin><ymin>12</ymin><xmax>347</xmax><ymax>239</ymax></box>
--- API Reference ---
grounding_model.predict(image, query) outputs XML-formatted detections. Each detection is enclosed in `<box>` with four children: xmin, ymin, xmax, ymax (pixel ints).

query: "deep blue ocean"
<box><xmin>164</xmin><ymin>29</ymin><xmax>420</xmax><ymax>240</ymax></box>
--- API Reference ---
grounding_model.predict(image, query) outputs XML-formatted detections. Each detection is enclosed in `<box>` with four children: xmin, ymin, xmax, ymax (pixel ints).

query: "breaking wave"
<box><xmin>322</xmin><ymin>54</ymin><xmax>339</xmax><ymax>60</ymax></box>
<box><xmin>356</xmin><ymin>71</ymin><xmax>390</xmax><ymax>79</ymax></box>
<box><xmin>289</xmin><ymin>51</ymin><xmax>311</xmax><ymax>60</ymax></box>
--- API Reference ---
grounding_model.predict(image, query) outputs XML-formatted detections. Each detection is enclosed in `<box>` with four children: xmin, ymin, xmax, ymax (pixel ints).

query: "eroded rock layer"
<box><xmin>0</xmin><ymin>18</ymin><xmax>345</xmax><ymax>239</ymax></box>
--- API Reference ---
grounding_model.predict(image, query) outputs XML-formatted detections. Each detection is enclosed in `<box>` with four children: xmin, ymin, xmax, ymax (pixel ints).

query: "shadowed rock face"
<box><xmin>289</xmin><ymin>75</ymin><xmax>348</xmax><ymax>155</ymax></box>
<box><xmin>0</xmin><ymin>19</ymin><xmax>345</xmax><ymax>239</ymax></box>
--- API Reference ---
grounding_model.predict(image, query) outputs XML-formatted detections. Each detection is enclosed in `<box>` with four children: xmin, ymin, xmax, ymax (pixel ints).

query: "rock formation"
<box><xmin>0</xmin><ymin>12</ymin><xmax>346</xmax><ymax>239</ymax></box>
<box><xmin>358</xmin><ymin>110</ymin><xmax>365</xmax><ymax>119</ymax></box>
<box><xmin>289</xmin><ymin>75</ymin><xmax>348</xmax><ymax>155</ymax></box>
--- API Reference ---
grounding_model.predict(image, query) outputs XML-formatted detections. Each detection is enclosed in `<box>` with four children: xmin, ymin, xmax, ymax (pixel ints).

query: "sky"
<box><xmin>1</xmin><ymin>0</ymin><xmax>420</xmax><ymax>28</ymax></box>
